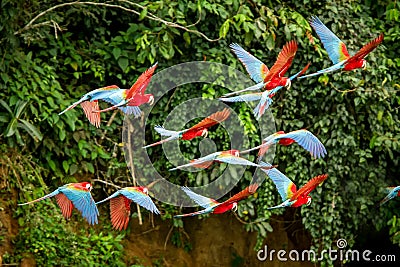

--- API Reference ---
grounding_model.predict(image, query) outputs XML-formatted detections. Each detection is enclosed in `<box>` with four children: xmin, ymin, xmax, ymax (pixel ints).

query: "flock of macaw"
<box><xmin>19</xmin><ymin>16</ymin><xmax>396</xmax><ymax>231</ymax></box>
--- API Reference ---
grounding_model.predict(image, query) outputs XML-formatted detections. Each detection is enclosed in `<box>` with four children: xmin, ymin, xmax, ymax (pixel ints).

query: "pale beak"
<box><xmin>148</xmin><ymin>96</ymin><xmax>155</xmax><ymax>105</ymax></box>
<box><xmin>306</xmin><ymin>197</ymin><xmax>312</xmax><ymax>206</ymax></box>
<box><xmin>202</xmin><ymin>130</ymin><xmax>208</xmax><ymax>138</ymax></box>
<box><xmin>232</xmin><ymin>203</ymin><xmax>238</xmax><ymax>212</ymax></box>
<box><xmin>286</xmin><ymin>80</ymin><xmax>291</xmax><ymax>90</ymax></box>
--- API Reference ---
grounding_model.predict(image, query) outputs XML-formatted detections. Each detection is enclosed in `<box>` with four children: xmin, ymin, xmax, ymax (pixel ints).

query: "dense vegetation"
<box><xmin>1</xmin><ymin>0</ymin><xmax>399</xmax><ymax>266</ymax></box>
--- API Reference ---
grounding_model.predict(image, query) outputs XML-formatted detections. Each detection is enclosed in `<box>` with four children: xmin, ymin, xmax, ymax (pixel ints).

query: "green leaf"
<box><xmin>112</xmin><ymin>47</ymin><xmax>121</xmax><ymax>60</ymax></box>
<box><xmin>118</xmin><ymin>57</ymin><xmax>129</xmax><ymax>72</ymax></box>
<box><xmin>183</xmin><ymin>32</ymin><xmax>191</xmax><ymax>45</ymax></box>
<box><xmin>0</xmin><ymin>99</ymin><xmax>13</xmax><ymax>115</ymax></box>
<box><xmin>219</xmin><ymin>19</ymin><xmax>230</xmax><ymax>38</ymax></box>
<box><xmin>139</xmin><ymin>8</ymin><xmax>148</xmax><ymax>21</ymax></box>
<box><xmin>18</xmin><ymin>119</ymin><xmax>43</xmax><ymax>141</ymax></box>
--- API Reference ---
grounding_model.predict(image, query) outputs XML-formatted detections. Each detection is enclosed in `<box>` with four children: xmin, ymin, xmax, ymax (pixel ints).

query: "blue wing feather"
<box><xmin>181</xmin><ymin>187</ymin><xmax>219</xmax><ymax>209</ymax></box>
<box><xmin>60</xmin><ymin>187</ymin><xmax>99</xmax><ymax>225</ymax></box>
<box><xmin>309</xmin><ymin>16</ymin><xmax>348</xmax><ymax>64</ymax></box>
<box><xmin>230</xmin><ymin>43</ymin><xmax>268</xmax><ymax>83</ymax></box>
<box><xmin>258</xmin><ymin>162</ymin><xmax>295</xmax><ymax>202</ymax></box>
<box><xmin>278</xmin><ymin>130</ymin><xmax>327</xmax><ymax>158</ymax></box>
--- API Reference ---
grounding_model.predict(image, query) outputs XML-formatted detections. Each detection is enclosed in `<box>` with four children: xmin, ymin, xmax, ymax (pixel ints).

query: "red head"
<box><xmin>292</xmin><ymin>195</ymin><xmax>312</xmax><ymax>207</ymax></box>
<box><xmin>137</xmin><ymin>186</ymin><xmax>149</xmax><ymax>195</ymax></box>
<box><xmin>75</xmin><ymin>182</ymin><xmax>92</xmax><ymax>191</ymax></box>
<box><xmin>344</xmin><ymin>59</ymin><xmax>366</xmax><ymax>71</ymax></box>
<box><xmin>223</xmin><ymin>149</ymin><xmax>240</xmax><ymax>157</ymax></box>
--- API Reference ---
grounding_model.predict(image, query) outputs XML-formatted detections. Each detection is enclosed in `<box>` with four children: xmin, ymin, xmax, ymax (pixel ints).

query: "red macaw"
<box><xmin>143</xmin><ymin>108</ymin><xmax>231</xmax><ymax>148</ymax></box>
<box><xmin>94</xmin><ymin>63</ymin><xmax>157</xmax><ymax>113</ymax></box>
<box><xmin>59</xmin><ymin>63</ymin><xmax>157</xmax><ymax>127</ymax></box>
<box><xmin>299</xmin><ymin>16</ymin><xmax>383</xmax><ymax>79</ymax></box>
<box><xmin>378</xmin><ymin>186</ymin><xmax>400</xmax><ymax>206</ymax></box>
<box><xmin>174</xmin><ymin>183</ymin><xmax>259</xmax><ymax>218</ymax></box>
<box><xmin>169</xmin><ymin>149</ymin><xmax>277</xmax><ymax>171</ymax></box>
<box><xmin>240</xmin><ymin>129</ymin><xmax>327</xmax><ymax>161</ymax></box>
<box><xmin>18</xmin><ymin>182</ymin><xmax>99</xmax><ymax>225</ymax></box>
<box><xmin>219</xmin><ymin>63</ymin><xmax>310</xmax><ymax>120</ymax></box>
<box><xmin>259</xmin><ymin>162</ymin><xmax>328</xmax><ymax>209</ymax></box>
<box><xmin>95</xmin><ymin>186</ymin><xmax>160</xmax><ymax>231</ymax></box>
<box><xmin>222</xmin><ymin>41</ymin><xmax>298</xmax><ymax>97</ymax></box>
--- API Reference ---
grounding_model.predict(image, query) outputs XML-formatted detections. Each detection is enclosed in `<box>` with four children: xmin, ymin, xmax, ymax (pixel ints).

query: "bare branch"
<box><xmin>15</xmin><ymin>1</ymin><xmax>221</xmax><ymax>42</ymax></box>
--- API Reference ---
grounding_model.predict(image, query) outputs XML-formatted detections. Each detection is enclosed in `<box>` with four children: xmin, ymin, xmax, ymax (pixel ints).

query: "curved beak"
<box><xmin>148</xmin><ymin>96</ymin><xmax>155</xmax><ymax>105</ymax></box>
<box><xmin>232</xmin><ymin>203</ymin><xmax>238</xmax><ymax>212</ymax></box>
<box><xmin>202</xmin><ymin>129</ymin><xmax>208</xmax><ymax>138</ymax></box>
<box><xmin>286</xmin><ymin>80</ymin><xmax>291</xmax><ymax>90</ymax></box>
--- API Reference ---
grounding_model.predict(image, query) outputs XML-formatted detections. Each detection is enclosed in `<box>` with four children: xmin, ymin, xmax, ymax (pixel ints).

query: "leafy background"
<box><xmin>0</xmin><ymin>0</ymin><xmax>399</xmax><ymax>266</ymax></box>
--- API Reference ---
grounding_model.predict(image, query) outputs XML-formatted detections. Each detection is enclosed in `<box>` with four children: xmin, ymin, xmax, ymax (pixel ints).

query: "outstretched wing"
<box><xmin>181</xmin><ymin>187</ymin><xmax>220</xmax><ymax>209</ymax></box>
<box><xmin>154</xmin><ymin>125</ymin><xmax>180</xmax><ymax>137</ymax></box>
<box><xmin>263</xmin><ymin>41</ymin><xmax>297</xmax><ymax>82</ymax></box>
<box><xmin>346</xmin><ymin>33</ymin><xmax>384</xmax><ymax>64</ymax></box>
<box><xmin>291</xmin><ymin>174</ymin><xmax>328</xmax><ymax>201</ymax></box>
<box><xmin>110</xmin><ymin>195</ymin><xmax>132</xmax><ymax>231</ymax></box>
<box><xmin>169</xmin><ymin>152</ymin><xmax>220</xmax><ymax>171</ymax></box>
<box><xmin>230</xmin><ymin>43</ymin><xmax>269</xmax><ymax>83</ymax></box>
<box><xmin>80</xmin><ymin>101</ymin><xmax>101</xmax><ymax>128</ymax></box>
<box><xmin>215</xmin><ymin>154</ymin><xmax>260</xmax><ymax>167</ymax></box>
<box><xmin>126</xmin><ymin>62</ymin><xmax>158</xmax><ymax>99</ymax></box>
<box><xmin>277</xmin><ymin>129</ymin><xmax>327</xmax><ymax>159</ymax></box>
<box><xmin>218</xmin><ymin>92</ymin><xmax>263</xmax><ymax>103</ymax></box>
<box><xmin>121</xmin><ymin>187</ymin><xmax>160</xmax><ymax>214</ymax></box>
<box><xmin>61</xmin><ymin>185</ymin><xmax>99</xmax><ymax>225</ymax></box>
<box><xmin>187</xmin><ymin>108</ymin><xmax>231</xmax><ymax>131</ymax></box>
<box><xmin>259</xmin><ymin>162</ymin><xmax>296</xmax><ymax>202</ymax></box>
<box><xmin>309</xmin><ymin>16</ymin><xmax>350</xmax><ymax>64</ymax></box>
<box><xmin>222</xmin><ymin>183</ymin><xmax>259</xmax><ymax>205</ymax></box>
<box><xmin>54</xmin><ymin>193</ymin><xmax>74</xmax><ymax>220</ymax></box>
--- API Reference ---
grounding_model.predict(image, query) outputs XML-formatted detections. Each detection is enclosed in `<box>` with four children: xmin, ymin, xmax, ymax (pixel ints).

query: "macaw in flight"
<box><xmin>169</xmin><ymin>149</ymin><xmax>276</xmax><ymax>171</ymax></box>
<box><xmin>94</xmin><ymin>63</ymin><xmax>158</xmax><ymax>113</ymax></box>
<box><xmin>259</xmin><ymin>162</ymin><xmax>328</xmax><ymax>209</ymax></box>
<box><xmin>222</xmin><ymin>41</ymin><xmax>299</xmax><ymax>98</ymax></box>
<box><xmin>18</xmin><ymin>182</ymin><xmax>99</xmax><ymax>225</ymax></box>
<box><xmin>59</xmin><ymin>63</ymin><xmax>157</xmax><ymax>127</ymax></box>
<box><xmin>378</xmin><ymin>186</ymin><xmax>400</xmax><ymax>206</ymax></box>
<box><xmin>96</xmin><ymin>186</ymin><xmax>160</xmax><ymax>231</ymax></box>
<box><xmin>299</xmin><ymin>16</ymin><xmax>383</xmax><ymax>79</ymax></box>
<box><xmin>143</xmin><ymin>108</ymin><xmax>231</xmax><ymax>148</ymax></box>
<box><xmin>174</xmin><ymin>183</ymin><xmax>259</xmax><ymax>218</ymax></box>
<box><xmin>219</xmin><ymin>63</ymin><xmax>310</xmax><ymax>120</ymax></box>
<box><xmin>240</xmin><ymin>129</ymin><xmax>327</xmax><ymax>161</ymax></box>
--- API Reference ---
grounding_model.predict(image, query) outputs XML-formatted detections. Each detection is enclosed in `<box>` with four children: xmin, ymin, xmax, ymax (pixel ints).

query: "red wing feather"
<box><xmin>110</xmin><ymin>195</ymin><xmax>132</xmax><ymax>231</ymax></box>
<box><xmin>290</xmin><ymin>174</ymin><xmax>328</xmax><ymax>201</ymax></box>
<box><xmin>347</xmin><ymin>34</ymin><xmax>384</xmax><ymax>64</ymax></box>
<box><xmin>80</xmin><ymin>101</ymin><xmax>101</xmax><ymax>128</ymax></box>
<box><xmin>264</xmin><ymin>41</ymin><xmax>298</xmax><ymax>81</ymax></box>
<box><xmin>188</xmin><ymin>108</ymin><xmax>231</xmax><ymax>131</ymax></box>
<box><xmin>55</xmin><ymin>193</ymin><xmax>74</xmax><ymax>220</ymax></box>
<box><xmin>189</xmin><ymin>159</ymin><xmax>214</xmax><ymax>169</ymax></box>
<box><xmin>126</xmin><ymin>63</ymin><xmax>158</xmax><ymax>99</ymax></box>
<box><xmin>222</xmin><ymin>183</ymin><xmax>259</xmax><ymax>205</ymax></box>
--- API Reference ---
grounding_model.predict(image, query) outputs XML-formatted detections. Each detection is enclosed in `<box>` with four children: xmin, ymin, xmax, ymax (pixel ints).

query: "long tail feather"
<box><xmin>18</xmin><ymin>190</ymin><xmax>59</xmax><ymax>206</ymax></box>
<box><xmin>222</xmin><ymin>82</ymin><xmax>265</xmax><ymax>97</ymax></box>
<box><xmin>174</xmin><ymin>209</ymin><xmax>211</xmax><ymax>218</ymax></box>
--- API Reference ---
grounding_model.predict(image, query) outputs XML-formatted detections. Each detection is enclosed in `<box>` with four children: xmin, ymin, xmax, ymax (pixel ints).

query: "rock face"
<box><xmin>123</xmin><ymin>212</ymin><xmax>314</xmax><ymax>267</ymax></box>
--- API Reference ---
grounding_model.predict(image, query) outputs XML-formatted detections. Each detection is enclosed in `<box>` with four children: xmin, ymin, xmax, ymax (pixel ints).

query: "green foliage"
<box><xmin>3</xmin><ymin>202</ymin><xmax>125</xmax><ymax>266</ymax></box>
<box><xmin>1</xmin><ymin>0</ymin><xmax>399</xmax><ymax>266</ymax></box>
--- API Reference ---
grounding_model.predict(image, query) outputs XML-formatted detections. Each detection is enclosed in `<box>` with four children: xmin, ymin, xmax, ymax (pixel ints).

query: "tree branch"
<box><xmin>15</xmin><ymin>1</ymin><xmax>221</xmax><ymax>42</ymax></box>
